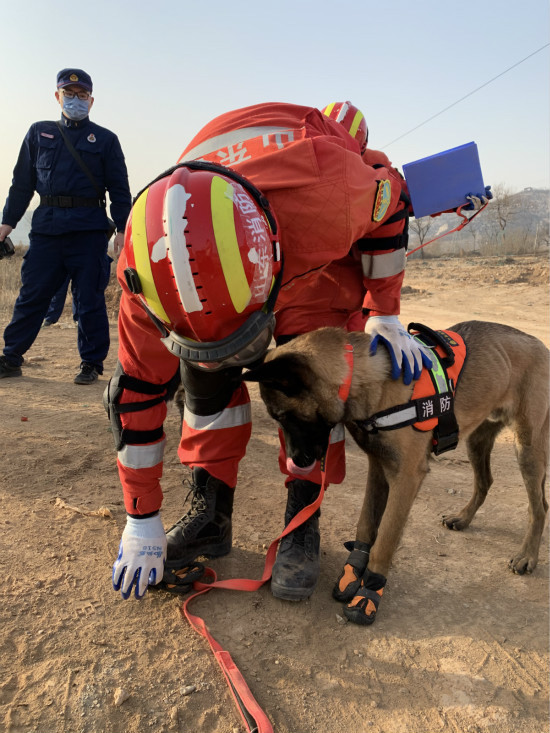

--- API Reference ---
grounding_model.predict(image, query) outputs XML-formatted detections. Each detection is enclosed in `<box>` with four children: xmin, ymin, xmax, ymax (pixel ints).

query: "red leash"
<box><xmin>181</xmin><ymin>471</ymin><xmax>330</xmax><ymax>732</ymax></box>
<box><xmin>406</xmin><ymin>203</ymin><xmax>488</xmax><ymax>258</ymax></box>
<box><xmin>180</xmin><ymin>344</ymin><xmax>355</xmax><ymax>732</ymax></box>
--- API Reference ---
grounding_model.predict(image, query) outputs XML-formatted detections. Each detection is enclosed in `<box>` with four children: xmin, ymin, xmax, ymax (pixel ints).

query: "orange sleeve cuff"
<box><xmin>363</xmin><ymin>270</ymin><xmax>404</xmax><ymax>315</ymax></box>
<box><xmin>118</xmin><ymin>462</ymin><xmax>164</xmax><ymax>515</ymax></box>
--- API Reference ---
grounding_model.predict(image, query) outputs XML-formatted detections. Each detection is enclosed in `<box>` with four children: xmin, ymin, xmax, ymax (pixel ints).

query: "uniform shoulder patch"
<box><xmin>372</xmin><ymin>179</ymin><xmax>392</xmax><ymax>222</ymax></box>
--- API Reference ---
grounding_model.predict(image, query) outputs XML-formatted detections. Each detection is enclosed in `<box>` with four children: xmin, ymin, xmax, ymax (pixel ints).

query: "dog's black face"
<box><xmin>244</xmin><ymin>354</ymin><xmax>336</xmax><ymax>468</ymax></box>
<box><xmin>266</xmin><ymin>402</ymin><xmax>334</xmax><ymax>467</ymax></box>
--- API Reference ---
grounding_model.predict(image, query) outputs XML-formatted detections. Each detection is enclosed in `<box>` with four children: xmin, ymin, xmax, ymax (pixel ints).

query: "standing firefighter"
<box><xmin>109</xmin><ymin>101</ymin><xmax>477</xmax><ymax>601</ymax></box>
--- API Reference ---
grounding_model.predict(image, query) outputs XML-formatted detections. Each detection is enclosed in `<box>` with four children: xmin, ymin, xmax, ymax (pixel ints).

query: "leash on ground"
<box><xmin>178</xmin><ymin>331</ymin><xmax>355</xmax><ymax>730</ymax></box>
<box><xmin>179</xmin><ymin>451</ymin><xmax>334</xmax><ymax>733</ymax></box>
<box><xmin>406</xmin><ymin>203</ymin><xmax>489</xmax><ymax>258</ymax></box>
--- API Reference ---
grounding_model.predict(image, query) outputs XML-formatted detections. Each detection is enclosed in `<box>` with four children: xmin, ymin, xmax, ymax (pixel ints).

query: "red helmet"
<box><xmin>321</xmin><ymin>101</ymin><xmax>368</xmax><ymax>153</ymax></box>
<box><xmin>124</xmin><ymin>161</ymin><xmax>282</xmax><ymax>369</ymax></box>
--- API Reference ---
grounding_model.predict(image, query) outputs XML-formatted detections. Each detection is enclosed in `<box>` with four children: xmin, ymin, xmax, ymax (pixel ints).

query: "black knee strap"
<box><xmin>103</xmin><ymin>361</ymin><xmax>180</xmax><ymax>450</ymax></box>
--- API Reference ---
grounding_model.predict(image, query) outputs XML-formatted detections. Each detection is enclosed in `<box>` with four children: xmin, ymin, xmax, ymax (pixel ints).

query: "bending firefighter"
<box><xmin>107</xmin><ymin>102</ymin><xmax>484</xmax><ymax>601</ymax></box>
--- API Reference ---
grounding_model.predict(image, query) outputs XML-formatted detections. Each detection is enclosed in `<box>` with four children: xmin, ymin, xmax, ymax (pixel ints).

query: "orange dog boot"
<box><xmin>332</xmin><ymin>540</ymin><xmax>370</xmax><ymax>602</ymax></box>
<box><xmin>343</xmin><ymin>570</ymin><xmax>386</xmax><ymax>626</ymax></box>
<box><xmin>332</xmin><ymin>540</ymin><xmax>370</xmax><ymax>603</ymax></box>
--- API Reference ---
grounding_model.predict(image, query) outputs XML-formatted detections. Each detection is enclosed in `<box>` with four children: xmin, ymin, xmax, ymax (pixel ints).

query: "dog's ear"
<box><xmin>243</xmin><ymin>354</ymin><xmax>310</xmax><ymax>397</ymax></box>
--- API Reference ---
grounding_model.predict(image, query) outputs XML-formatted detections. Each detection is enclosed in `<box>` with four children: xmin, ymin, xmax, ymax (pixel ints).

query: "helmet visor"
<box><xmin>193</xmin><ymin>325</ymin><xmax>274</xmax><ymax>371</ymax></box>
<box><xmin>161</xmin><ymin>309</ymin><xmax>275</xmax><ymax>371</ymax></box>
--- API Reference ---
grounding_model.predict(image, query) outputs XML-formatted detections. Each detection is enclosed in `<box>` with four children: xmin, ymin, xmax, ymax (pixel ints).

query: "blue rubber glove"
<box><xmin>365</xmin><ymin>316</ymin><xmax>433</xmax><ymax>385</ymax></box>
<box><xmin>112</xmin><ymin>513</ymin><xmax>167</xmax><ymax>599</ymax></box>
<box><xmin>463</xmin><ymin>185</ymin><xmax>492</xmax><ymax>211</ymax></box>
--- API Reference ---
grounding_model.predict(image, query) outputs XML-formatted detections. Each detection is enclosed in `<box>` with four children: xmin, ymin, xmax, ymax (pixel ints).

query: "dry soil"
<box><xmin>0</xmin><ymin>254</ymin><xmax>548</xmax><ymax>733</ymax></box>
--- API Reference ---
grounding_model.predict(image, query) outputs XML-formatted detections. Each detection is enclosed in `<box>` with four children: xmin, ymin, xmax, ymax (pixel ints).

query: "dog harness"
<box><xmin>356</xmin><ymin>322</ymin><xmax>467</xmax><ymax>455</ymax></box>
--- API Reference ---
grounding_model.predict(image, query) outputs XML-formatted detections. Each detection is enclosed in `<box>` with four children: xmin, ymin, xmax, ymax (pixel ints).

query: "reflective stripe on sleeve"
<box><xmin>184</xmin><ymin>403</ymin><xmax>252</xmax><ymax>431</ymax></box>
<box><xmin>361</xmin><ymin>249</ymin><xmax>406</xmax><ymax>279</ymax></box>
<box><xmin>118</xmin><ymin>438</ymin><xmax>166</xmax><ymax>470</ymax></box>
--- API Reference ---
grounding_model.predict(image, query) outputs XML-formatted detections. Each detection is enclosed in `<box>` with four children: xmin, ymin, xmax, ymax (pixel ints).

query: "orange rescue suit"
<box><xmin>115</xmin><ymin>103</ymin><xmax>411</xmax><ymax>515</ymax></box>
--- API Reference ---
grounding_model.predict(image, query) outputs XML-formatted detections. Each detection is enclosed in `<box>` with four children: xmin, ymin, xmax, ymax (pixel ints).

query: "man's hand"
<box><xmin>463</xmin><ymin>185</ymin><xmax>493</xmax><ymax>211</ymax></box>
<box><xmin>365</xmin><ymin>315</ymin><xmax>433</xmax><ymax>385</ymax></box>
<box><xmin>112</xmin><ymin>513</ymin><xmax>167</xmax><ymax>600</ymax></box>
<box><xmin>113</xmin><ymin>232</ymin><xmax>125</xmax><ymax>258</ymax></box>
<box><xmin>0</xmin><ymin>224</ymin><xmax>13</xmax><ymax>242</ymax></box>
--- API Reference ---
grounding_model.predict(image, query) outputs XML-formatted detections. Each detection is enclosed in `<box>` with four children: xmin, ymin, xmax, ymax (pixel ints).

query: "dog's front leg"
<box><xmin>357</xmin><ymin>454</ymin><xmax>389</xmax><ymax>546</ymax></box>
<box><xmin>333</xmin><ymin>455</ymin><xmax>388</xmax><ymax>603</ymax></box>
<box><xmin>344</xmin><ymin>446</ymin><xmax>429</xmax><ymax>626</ymax></box>
<box><xmin>367</xmin><ymin>465</ymin><xmax>427</xmax><ymax>576</ymax></box>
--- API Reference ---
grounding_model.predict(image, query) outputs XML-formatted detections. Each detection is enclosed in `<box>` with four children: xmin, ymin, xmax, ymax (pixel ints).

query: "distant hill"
<box><xmin>409</xmin><ymin>187</ymin><xmax>549</xmax><ymax>257</ymax></box>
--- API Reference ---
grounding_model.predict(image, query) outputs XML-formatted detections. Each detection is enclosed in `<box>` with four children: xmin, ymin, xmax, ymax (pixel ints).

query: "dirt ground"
<box><xmin>1</xmin><ymin>253</ymin><xmax>548</xmax><ymax>733</ymax></box>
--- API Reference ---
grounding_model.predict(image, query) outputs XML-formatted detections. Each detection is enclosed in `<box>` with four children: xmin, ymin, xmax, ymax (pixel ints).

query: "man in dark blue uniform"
<box><xmin>0</xmin><ymin>68</ymin><xmax>132</xmax><ymax>384</ymax></box>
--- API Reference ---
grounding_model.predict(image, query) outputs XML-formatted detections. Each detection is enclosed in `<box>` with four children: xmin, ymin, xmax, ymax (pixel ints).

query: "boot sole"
<box><xmin>271</xmin><ymin>580</ymin><xmax>315</xmax><ymax>602</ymax></box>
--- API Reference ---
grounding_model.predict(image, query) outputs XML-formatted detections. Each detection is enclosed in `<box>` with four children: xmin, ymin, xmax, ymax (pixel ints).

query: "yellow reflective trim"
<box><xmin>428</xmin><ymin>354</ymin><xmax>448</xmax><ymax>394</ymax></box>
<box><xmin>414</xmin><ymin>338</ymin><xmax>448</xmax><ymax>393</ymax></box>
<box><xmin>131</xmin><ymin>189</ymin><xmax>170</xmax><ymax>323</ymax></box>
<box><xmin>210</xmin><ymin>176</ymin><xmax>251</xmax><ymax>314</ymax></box>
<box><xmin>349</xmin><ymin>110</ymin><xmax>364</xmax><ymax>139</ymax></box>
<box><xmin>323</xmin><ymin>103</ymin><xmax>335</xmax><ymax>117</ymax></box>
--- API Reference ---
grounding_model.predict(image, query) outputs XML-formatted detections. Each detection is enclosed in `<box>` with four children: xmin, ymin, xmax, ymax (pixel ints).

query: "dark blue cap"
<box><xmin>56</xmin><ymin>68</ymin><xmax>93</xmax><ymax>92</ymax></box>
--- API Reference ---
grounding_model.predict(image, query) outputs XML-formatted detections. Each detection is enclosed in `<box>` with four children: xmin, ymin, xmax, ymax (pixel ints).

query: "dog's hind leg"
<box><xmin>443</xmin><ymin>418</ymin><xmax>505</xmax><ymax>531</ymax></box>
<box><xmin>508</xmin><ymin>411</ymin><xmax>549</xmax><ymax>575</ymax></box>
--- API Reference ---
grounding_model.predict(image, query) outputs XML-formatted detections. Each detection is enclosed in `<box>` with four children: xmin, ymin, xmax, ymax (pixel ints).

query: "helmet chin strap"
<box><xmin>135</xmin><ymin>301</ymin><xmax>199</xmax><ymax>358</ymax></box>
<box><xmin>139</xmin><ymin>299</ymin><xmax>172</xmax><ymax>339</ymax></box>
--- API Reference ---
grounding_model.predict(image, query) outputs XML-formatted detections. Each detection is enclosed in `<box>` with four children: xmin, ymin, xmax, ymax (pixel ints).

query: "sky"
<box><xmin>1</xmin><ymin>0</ymin><xmax>548</xmax><ymax>234</ymax></box>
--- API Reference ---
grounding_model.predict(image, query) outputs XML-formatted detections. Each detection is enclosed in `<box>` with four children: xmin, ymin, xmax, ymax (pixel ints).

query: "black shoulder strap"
<box><xmin>55</xmin><ymin>121</ymin><xmax>105</xmax><ymax>202</ymax></box>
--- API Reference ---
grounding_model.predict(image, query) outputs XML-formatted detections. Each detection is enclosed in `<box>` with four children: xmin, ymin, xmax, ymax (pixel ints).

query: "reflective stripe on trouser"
<box><xmin>117</xmin><ymin>455</ymin><xmax>165</xmax><ymax>515</ymax></box>
<box><xmin>278</xmin><ymin>423</ymin><xmax>346</xmax><ymax>486</ymax></box>
<box><xmin>178</xmin><ymin>388</ymin><xmax>252</xmax><ymax>487</ymax></box>
<box><xmin>118</xmin><ymin>439</ymin><xmax>166</xmax><ymax>514</ymax></box>
<box><xmin>118</xmin><ymin>438</ymin><xmax>166</xmax><ymax>470</ymax></box>
<box><xmin>361</xmin><ymin>249</ymin><xmax>406</xmax><ymax>279</ymax></box>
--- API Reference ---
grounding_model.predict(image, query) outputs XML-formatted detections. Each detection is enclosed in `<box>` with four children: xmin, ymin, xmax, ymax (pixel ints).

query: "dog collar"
<box><xmin>338</xmin><ymin>343</ymin><xmax>354</xmax><ymax>402</ymax></box>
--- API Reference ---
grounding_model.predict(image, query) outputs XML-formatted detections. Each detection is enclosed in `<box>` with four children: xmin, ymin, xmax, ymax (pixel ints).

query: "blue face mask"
<box><xmin>62</xmin><ymin>97</ymin><xmax>90</xmax><ymax>121</ymax></box>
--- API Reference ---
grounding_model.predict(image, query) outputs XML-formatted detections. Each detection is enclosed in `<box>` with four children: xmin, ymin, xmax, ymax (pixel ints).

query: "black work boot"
<box><xmin>271</xmin><ymin>479</ymin><xmax>321</xmax><ymax>601</ymax></box>
<box><xmin>0</xmin><ymin>356</ymin><xmax>22</xmax><ymax>379</ymax></box>
<box><xmin>163</xmin><ymin>467</ymin><xmax>234</xmax><ymax>583</ymax></box>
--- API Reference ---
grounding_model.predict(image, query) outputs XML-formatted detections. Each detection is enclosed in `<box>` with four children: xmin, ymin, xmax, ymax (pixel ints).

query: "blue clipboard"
<box><xmin>403</xmin><ymin>142</ymin><xmax>485</xmax><ymax>218</ymax></box>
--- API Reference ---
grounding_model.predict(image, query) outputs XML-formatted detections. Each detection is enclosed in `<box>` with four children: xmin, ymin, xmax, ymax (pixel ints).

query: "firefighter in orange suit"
<box><xmin>108</xmin><ymin>102</ymin><xmax>434</xmax><ymax>601</ymax></box>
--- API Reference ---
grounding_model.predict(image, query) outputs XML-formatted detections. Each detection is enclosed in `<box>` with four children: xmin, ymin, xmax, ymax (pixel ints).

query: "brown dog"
<box><xmin>244</xmin><ymin>321</ymin><xmax>549</xmax><ymax>625</ymax></box>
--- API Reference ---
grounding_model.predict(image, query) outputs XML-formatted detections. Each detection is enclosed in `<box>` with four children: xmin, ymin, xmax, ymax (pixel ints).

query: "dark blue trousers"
<box><xmin>3</xmin><ymin>231</ymin><xmax>111</xmax><ymax>372</ymax></box>
<box><xmin>45</xmin><ymin>275</ymin><xmax>75</xmax><ymax>324</ymax></box>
